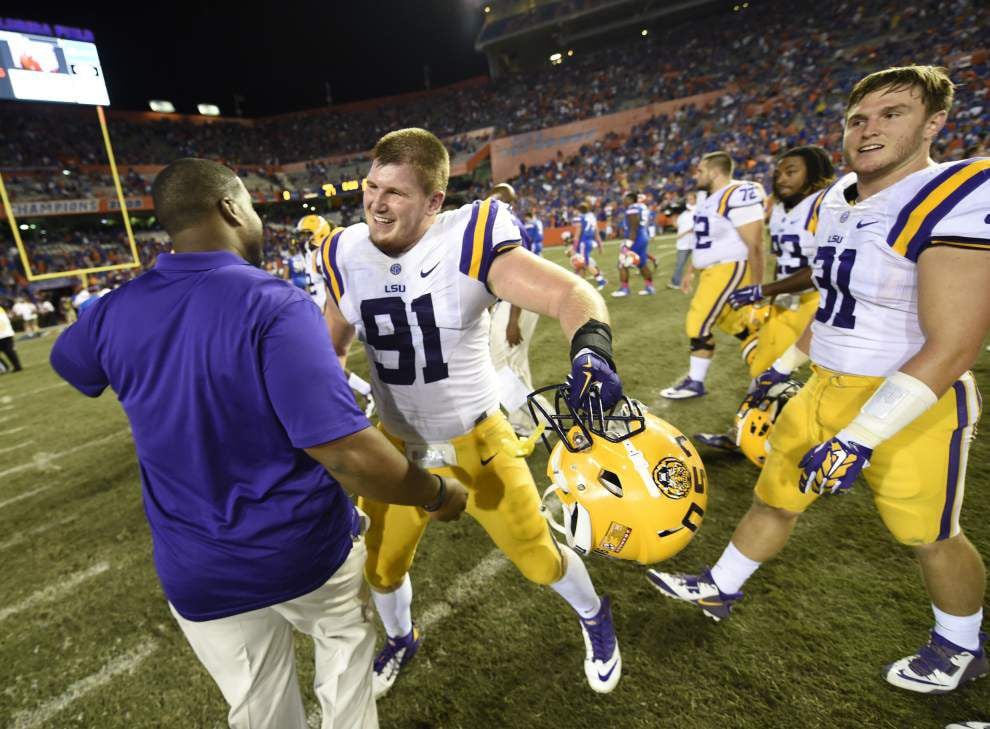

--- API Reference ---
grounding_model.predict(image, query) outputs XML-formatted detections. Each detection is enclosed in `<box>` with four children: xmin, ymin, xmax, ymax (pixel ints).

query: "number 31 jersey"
<box><xmin>810</xmin><ymin>158</ymin><xmax>990</xmax><ymax>377</ymax></box>
<box><xmin>319</xmin><ymin>198</ymin><xmax>522</xmax><ymax>442</ymax></box>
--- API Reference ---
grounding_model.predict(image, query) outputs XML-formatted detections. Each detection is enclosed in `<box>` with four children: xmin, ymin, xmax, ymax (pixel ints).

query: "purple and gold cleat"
<box><xmin>885</xmin><ymin>631</ymin><xmax>988</xmax><ymax>694</ymax></box>
<box><xmin>579</xmin><ymin>595</ymin><xmax>621</xmax><ymax>693</ymax></box>
<box><xmin>646</xmin><ymin>568</ymin><xmax>742</xmax><ymax>622</ymax></box>
<box><xmin>372</xmin><ymin>624</ymin><xmax>422</xmax><ymax>698</ymax></box>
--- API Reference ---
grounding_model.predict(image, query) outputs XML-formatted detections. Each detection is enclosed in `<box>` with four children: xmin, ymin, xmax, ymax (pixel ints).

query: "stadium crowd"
<box><xmin>0</xmin><ymin>0</ymin><xmax>985</xmax><ymax>311</ymax></box>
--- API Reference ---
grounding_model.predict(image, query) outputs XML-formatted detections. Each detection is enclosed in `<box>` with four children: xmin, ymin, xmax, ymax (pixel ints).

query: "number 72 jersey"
<box><xmin>810</xmin><ymin>158</ymin><xmax>990</xmax><ymax>377</ymax></box>
<box><xmin>319</xmin><ymin>198</ymin><xmax>523</xmax><ymax>443</ymax></box>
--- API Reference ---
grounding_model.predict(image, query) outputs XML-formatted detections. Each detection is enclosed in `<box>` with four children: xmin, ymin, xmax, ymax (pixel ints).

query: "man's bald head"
<box><xmin>152</xmin><ymin>158</ymin><xmax>264</xmax><ymax>264</ymax></box>
<box><xmin>152</xmin><ymin>158</ymin><xmax>243</xmax><ymax>237</ymax></box>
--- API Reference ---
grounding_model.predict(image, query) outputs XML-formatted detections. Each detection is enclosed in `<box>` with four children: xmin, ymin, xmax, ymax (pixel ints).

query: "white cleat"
<box><xmin>578</xmin><ymin>596</ymin><xmax>621</xmax><ymax>693</ymax></box>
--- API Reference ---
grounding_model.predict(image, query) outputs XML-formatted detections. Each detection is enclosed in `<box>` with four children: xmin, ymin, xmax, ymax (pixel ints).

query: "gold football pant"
<box><xmin>742</xmin><ymin>291</ymin><xmax>820</xmax><ymax>377</ymax></box>
<box><xmin>755</xmin><ymin>366</ymin><xmax>982</xmax><ymax>545</ymax></box>
<box><xmin>686</xmin><ymin>260</ymin><xmax>752</xmax><ymax>340</ymax></box>
<box><xmin>359</xmin><ymin>412</ymin><xmax>563</xmax><ymax>591</ymax></box>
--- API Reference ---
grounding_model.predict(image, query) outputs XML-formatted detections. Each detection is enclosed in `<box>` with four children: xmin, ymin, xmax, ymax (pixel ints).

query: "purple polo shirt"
<box><xmin>51</xmin><ymin>250</ymin><xmax>370</xmax><ymax>621</ymax></box>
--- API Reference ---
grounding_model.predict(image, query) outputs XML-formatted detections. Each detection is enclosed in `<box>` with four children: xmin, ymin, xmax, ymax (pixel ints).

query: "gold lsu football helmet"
<box><xmin>734</xmin><ymin>378</ymin><xmax>803</xmax><ymax>467</ymax></box>
<box><xmin>528</xmin><ymin>384</ymin><xmax>707</xmax><ymax>565</ymax></box>
<box><xmin>295</xmin><ymin>214</ymin><xmax>331</xmax><ymax>249</ymax></box>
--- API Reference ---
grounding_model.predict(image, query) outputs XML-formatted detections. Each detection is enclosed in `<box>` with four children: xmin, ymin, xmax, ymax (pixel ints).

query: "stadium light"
<box><xmin>567</xmin><ymin>49</ymin><xmax>574</xmax><ymax>56</ymax></box>
<box><xmin>641</xmin><ymin>28</ymin><xmax>649</xmax><ymax>36</ymax></box>
<box><xmin>197</xmin><ymin>103</ymin><xmax>221</xmax><ymax>116</ymax></box>
<box><xmin>62</xmin><ymin>169</ymin><xmax>71</xmax><ymax>176</ymax></box>
<box><xmin>19</xmin><ymin>223</ymin><xmax>28</xmax><ymax>230</ymax></box>
<box><xmin>549</xmin><ymin>52</ymin><xmax>563</xmax><ymax>65</ymax></box>
<box><xmin>484</xmin><ymin>4</ymin><xmax>491</xmax><ymax>13</ymax></box>
<box><xmin>149</xmin><ymin>100</ymin><xmax>176</xmax><ymax>113</ymax></box>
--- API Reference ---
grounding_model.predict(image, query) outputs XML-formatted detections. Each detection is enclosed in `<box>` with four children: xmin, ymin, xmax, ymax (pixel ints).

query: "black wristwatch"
<box><xmin>422</xmin><ymin>474</ymin><xmax>447</xmax><ymax>513</ymax></box>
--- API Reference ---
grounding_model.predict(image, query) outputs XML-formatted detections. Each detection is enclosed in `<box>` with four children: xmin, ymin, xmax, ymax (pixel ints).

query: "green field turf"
<box><xmin>0</xmin><ymin>234</ymin><xmax>987</xmax><ymax>728</ymax></box>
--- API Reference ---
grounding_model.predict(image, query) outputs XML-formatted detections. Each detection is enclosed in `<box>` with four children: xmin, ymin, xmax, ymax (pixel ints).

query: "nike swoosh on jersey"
<box><xmin>420</xmin><ymin>261</ymin><xmax>441</xmax><ymax>277</ymax></box>
<box><xmin>856</xmin><ymin>220</ymin><xmax>879</xmax><ymax>228</ymax></box>
<box><xmin>481</xmin><ymin>453</ymin><xmax>497</xmax><ymax>466</ymax></box>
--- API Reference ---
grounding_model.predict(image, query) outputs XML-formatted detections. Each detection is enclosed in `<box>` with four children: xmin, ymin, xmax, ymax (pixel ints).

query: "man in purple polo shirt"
<box><xmin>50</xmin><ymin>158</ymin><xmax>467</xmax><ymax>729</ymax></box>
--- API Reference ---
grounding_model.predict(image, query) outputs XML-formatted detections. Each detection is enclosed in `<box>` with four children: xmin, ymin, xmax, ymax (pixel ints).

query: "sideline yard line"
<box><xmin>0</xmin><ymin>561</ymin><xmax>111</xmax><ymax>623</ymax></box>
<box><xmin>0</xmin><ymin>439</ymin><xmax>33</xmax><ymax>456</ymax></box>
<box><xmin>0</xmin><ymin>428</ymin><xmax>131</xmax><ymax>481</ymax></box>
<box><xmin>304</xmin><ymin>548</ymin><xmax>510</xmax><ymax>728</ymax></box>
<box><xmin>0</xmin><ymin>486</ymin><xmax>49</xmax><ymax>510</ymax></box>
<box><xmin>0</xmin><ymin>426</ymin><xmax>25</xmax><ymax>436</ymax></box>
<box><xmin>0</xmin><ymin>515</ymin><xmax>76</xmax><ymax>552</ymax></box>
<box><xmin>11</xmin><ymin>381</ymin><xmax>70</xmax><ymax>400</ymax></box>
<box><xmin>10</xmin><ymin>638</ymin><xmax>158</xmax><ymax>729</ymax></box>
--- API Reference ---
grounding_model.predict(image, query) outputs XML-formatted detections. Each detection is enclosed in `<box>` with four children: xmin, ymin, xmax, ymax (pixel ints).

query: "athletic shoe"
<box><xmin>611</xmin><ymin>288</ymin><xmax>630</xmax><ymax>298</ymax></box>
<box><xmin>638</xmin><ymin>286</ymin><xmax>656</xmax><ymax>296</ymax></box>
<box><xmin>372</xmin><ymin>625</ymin><xmax>422</xmax><ymax>698</ymax></box>
<box><xmin>667</xmin><ymin>282</ymin><xmax>681</xmax><ymax>290</ymax></box>
<box><xmin>946</xmin><ymin>723</ymin><xmax>990</xmax><ymax>728</ymax></box>
<box><xmin>646</xmin><ymin>568</ymin><xmax>742</xmax><ymax>622</ymax></box>
<box><xmin>884</xmin><ymin>631</ymin><xmax>988</xmax><ymax>694</ymax></box>
<box><xmin>694</xmin><ymin>432</ymin><xmax>739</xmax><ymax>452</ymax></box>
<box><xmin>660</xmin><ymin>376</ymin><xmax>707</xmax><ymax>400</ymax></box>
<box><xmin>596</xmin><ymin>278</ymin><xmax>608</xmax><ymax>290</ymax></box>
<box><xmin>578</xmin><ymin>596</ymin><xmax>621</xmax><ymax>693</ymax></box>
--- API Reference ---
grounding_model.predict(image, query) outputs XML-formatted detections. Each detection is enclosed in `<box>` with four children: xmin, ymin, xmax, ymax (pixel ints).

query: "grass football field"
<box><xmin>1</xmin><ymin>235</ymin><xmax>987</xmax><ymax>728</ymax></box>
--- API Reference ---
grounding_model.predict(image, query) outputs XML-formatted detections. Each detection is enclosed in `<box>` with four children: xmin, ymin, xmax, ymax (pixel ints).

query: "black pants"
<box><xmin>0</xmin><ymin>336</ymin><xmax>21</xmax><ymax>371</ymax></box>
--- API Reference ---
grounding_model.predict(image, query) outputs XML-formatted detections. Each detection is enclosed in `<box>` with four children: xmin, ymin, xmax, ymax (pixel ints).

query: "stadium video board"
<box><xmin>0</xmin><ymin>20</ymin><xmax>109</xmax><ymax>106</ymax></box>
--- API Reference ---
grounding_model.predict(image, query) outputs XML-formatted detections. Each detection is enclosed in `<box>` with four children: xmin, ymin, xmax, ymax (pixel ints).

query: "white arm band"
<box><xmin>771</xmin><ymin>343</ymin><xmax>809</xmax><ymax>375</ymax></box>
<box><xmin>347</xmin><ymin>372</ymin><xmax>372</xmax><ymax>397</ymax></box>
<box><xmin>837</xmin><ymin>371</ymin><xmax>938</xmax><ymax>450</ymax></box>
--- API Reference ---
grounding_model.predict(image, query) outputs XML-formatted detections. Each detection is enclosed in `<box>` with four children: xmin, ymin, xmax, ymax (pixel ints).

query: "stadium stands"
<box><xmin>0</xmin><ymin>0</ymin><xmax>986</xmax><ymax>306</ymax></box>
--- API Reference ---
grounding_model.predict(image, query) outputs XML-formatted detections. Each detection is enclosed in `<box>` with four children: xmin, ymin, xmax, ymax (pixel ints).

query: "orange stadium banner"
<box><xmin>489</xmin><ymin>90</ymin><xmax>727</xmax><ymax>182</ymax></box>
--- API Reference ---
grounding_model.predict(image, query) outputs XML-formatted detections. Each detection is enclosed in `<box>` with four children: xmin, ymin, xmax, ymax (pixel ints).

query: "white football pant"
<box><xmin>170</xmin><ymin>529</ymin><xmax>377</xmax><ymax>729</ymax></box>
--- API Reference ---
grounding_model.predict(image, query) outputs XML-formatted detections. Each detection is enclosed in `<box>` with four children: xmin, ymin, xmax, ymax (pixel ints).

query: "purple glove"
<box><xmin>728</xmin><ymin>284</ymin><xmax>764</xmax><ymax>310</ymax></box>
<box><xmin>747</xmin><ymin>365</ymin><xmax>790</xmax><ymax>403</ymax></box>
<box><xmin>565</xmin><ymin>350</ymin><xmax>623</xmax><ymax>411</ymax></box>
<box><xmin>798</xmin><ymin>437</ymin><xmax>873</xmax><ymax>495</ymax></box>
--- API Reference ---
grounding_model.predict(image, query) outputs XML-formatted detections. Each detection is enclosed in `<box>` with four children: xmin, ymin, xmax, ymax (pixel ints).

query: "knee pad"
<box><xmin>690</xmin><ymin>335</ymin><xmax>715</xmax><ymax>353</ymax></box>
<box><xmin>513</xmin><ymin>543</ymin><xmax>564</xmax><ymax>586</ymax></box>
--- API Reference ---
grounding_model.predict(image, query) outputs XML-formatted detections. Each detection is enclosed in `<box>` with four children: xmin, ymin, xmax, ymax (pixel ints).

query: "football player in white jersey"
<box><xmin>695</xmin><ymin>146</ymin><xmax>835</xmax><ymax>453</ymax></box>
<box><xmin>295</xmin><ymin>214</ymin><xmax>333</xmax><ymax>311</ymax></box>
<box><xmin>321</xmin><ymin>128</ymin><xmax>624</xmax><ymax>697</ymax></box>
<box><xmin>660</xmin><ymin>151</ymin><xmax>766</xmax><ymax>399</ymax></box>
<box><xmin>649</xmin><ymin>65</ymin><xmax>989</xmax><ymax>695</ymax></box>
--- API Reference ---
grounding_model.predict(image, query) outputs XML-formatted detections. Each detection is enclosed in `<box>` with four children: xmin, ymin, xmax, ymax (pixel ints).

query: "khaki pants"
<box><xmin>170</xmin><ymin>531</ymin><xmax>377</xmax><ymax>729</ymax></box>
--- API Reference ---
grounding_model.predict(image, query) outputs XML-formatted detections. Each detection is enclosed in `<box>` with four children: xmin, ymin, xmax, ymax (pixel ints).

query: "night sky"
<box><xmin>5</xmin><ymin>0</ymin><xmax>491</xmax><ymax>116</ymax></box>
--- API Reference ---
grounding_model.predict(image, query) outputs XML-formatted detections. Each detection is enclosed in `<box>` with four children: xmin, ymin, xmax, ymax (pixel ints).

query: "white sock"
<box><xmin>709</xmin><ymin>541</ymin><xmax>762</xmax><ymax>595</ymax></box>
<box><xmin>372</xmin><ymin>575</ymin><xmax>413</xmax><ymax>638</ymax></box>
<box><xmin>550</xmin><ymin>545</ymin><xmax>602</xmax><ymax>618</ymax></box>
<box><xmin>689</xmin><ymin>355</ymin><xmax>712</xmax><ymax>384</ymax></box>
<box><xmin>932</xmin><ymin>604</ymin><xmax>983</xmax><ymax>651</ymax></box>
<box><xmin>347</xmin><ymin>371</ymin><xmax>372</xmax><ymax>397</ymax></box>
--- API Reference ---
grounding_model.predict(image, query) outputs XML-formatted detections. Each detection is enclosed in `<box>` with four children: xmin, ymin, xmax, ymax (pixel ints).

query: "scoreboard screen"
<box><xmin>0</xmin><ymin>25</ymin><xmax>109</xmax><ymax>106</ymax></box>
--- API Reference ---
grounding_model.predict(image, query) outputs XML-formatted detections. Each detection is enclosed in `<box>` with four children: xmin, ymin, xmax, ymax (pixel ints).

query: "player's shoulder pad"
<box><xmin>458</xmin><ymin>198</ymin><xmax>523</xmax><ymax>283</ymax></box>
<box><xmin>318</xmin><ymin>224</ymin><xmax>352</xmax><ymax>304</ymax></box>
<box><xmin>719</xmin><ymin>181</ymin><xmax>765</xmax><ymax>215</ymax></box>
<box><xmin>887</xmin><ymin>157</ymin><xmax>990</xmax><ymax>261</ymax></box>
<box><xmin>800</xmin><ymin>183</ymin><xmax>835</xmax><ymax>234</ymax></box>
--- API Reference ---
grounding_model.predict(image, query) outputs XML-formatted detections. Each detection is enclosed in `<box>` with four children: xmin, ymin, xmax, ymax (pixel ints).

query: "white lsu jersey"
<box><xmin>810</xmin><ymin>158</ymin><xmax>990</xmax><ymax>377</ymax></box>
<box><xmin>691</xmin><ymin>180</ymin><xmax>766</xmax><ymax>269</ymax></box>
<box><xmin>768</xmin><ymin>190</ymin><xmax>824</xmax><ymax>280</ymax></box>
<box><xmin>304</xmin><ymin>247</ymin><xmax>327</xmax><ymax>311</ymax></box>
<box><xmin>320</xmin><ymin>198</ymin><xmax>523</xmax><ymax>442</ymax></box>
